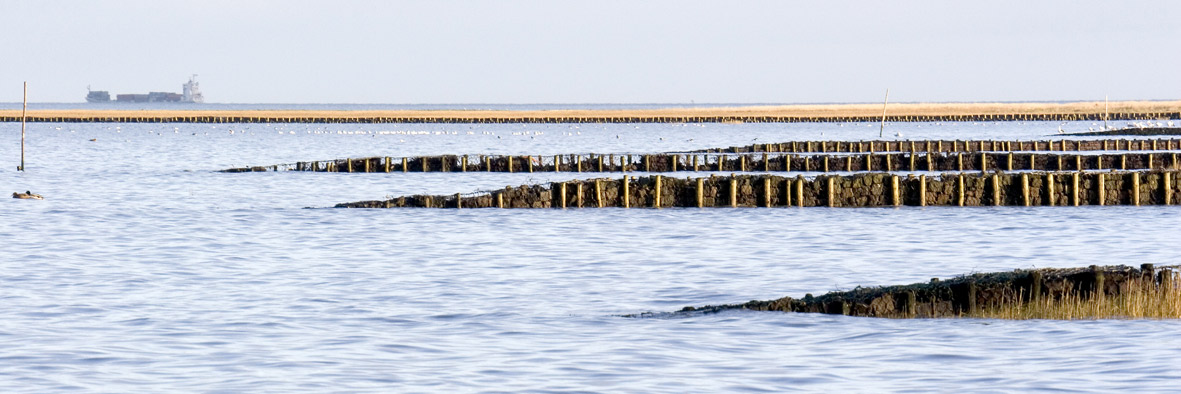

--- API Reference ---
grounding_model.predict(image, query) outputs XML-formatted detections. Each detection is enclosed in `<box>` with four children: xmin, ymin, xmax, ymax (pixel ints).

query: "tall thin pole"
<box><xmin>878</xmin><ymin>88</ymin><xmax>890</xmax><ymax>138</ymax></box>
<box><xmin>1103</xmin><ymin>95</ymin><xmax>1109</xmax><ymax>130</ymax></box>
<box><xmin>20</xmin><ymin>81</ymin><xmax>27</xmax><ymax>171</ymax></box>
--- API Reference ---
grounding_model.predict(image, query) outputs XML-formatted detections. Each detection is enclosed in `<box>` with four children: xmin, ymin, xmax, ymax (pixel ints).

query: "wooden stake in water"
<box><xmin>879</xmin><ymin>88</ymin><xmax>889</xmax><ymax>138</ymax></box>
<box><xmin>20</xmin><ymin>81</ymin><xmax>27</xmax><ymax>171</ymax></box>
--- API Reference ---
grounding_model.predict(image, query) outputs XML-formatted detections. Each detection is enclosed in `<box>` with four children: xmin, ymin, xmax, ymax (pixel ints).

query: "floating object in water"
<box><xmin>89</xmin><ymin>138</ymin><xmax>97</xmax><ymax>142</ymax></box>
<box><xmin>12</xmin><ymin>191</ymin><xmax>43</xmax><ymax>200</ymax></box>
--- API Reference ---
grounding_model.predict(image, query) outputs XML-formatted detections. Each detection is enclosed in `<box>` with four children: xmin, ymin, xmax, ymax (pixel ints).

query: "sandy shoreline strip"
<box><xmin>2</xmin><ymin>100</ymin><xmax>1179</xmax><ymax>122</ymax></box>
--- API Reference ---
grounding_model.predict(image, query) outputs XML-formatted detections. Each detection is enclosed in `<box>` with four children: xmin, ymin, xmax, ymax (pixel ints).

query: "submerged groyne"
<box><xmin>660</xmin><ymin>264</ymin><xmax>1179</xmax><ymax>319</ymax></box>
<box><xmin>335</xmin><ymin>170</ymin><xmax>1181</xmax><ymax>209</ymax></box>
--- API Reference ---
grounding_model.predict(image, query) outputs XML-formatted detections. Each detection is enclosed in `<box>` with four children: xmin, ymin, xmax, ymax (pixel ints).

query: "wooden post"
<box><xmin>645</xmin><ymin>155</ymin><xmax>651</xmax><ymax>172</ymax></box>
<box><xmin>386</xmin><ymin>157</ymin><xmax>392</xmax><ymax>173</ymax></box>
<box><xmin>884</xmin><ymin>154</ymin><xmax>891</xmax><ymax>172</ymax></box>
<box><xmin>795</xmin><ymin>175</ymin><xmax>805</xmax><ymax>207</ymax></box>
<box><xmin>827</xmin><ymin>176</ymin><xmax>836</xmax><ymax>207</ymax></box>
<box><xmin>577</xmin><ymin>155</ymin><xmax>583</xmax><ymax>172</ymax></box>
<box><xmin>909</xmin><ymin>153</ymin><xmax>915</xmax><ymax>171</ymax></box>
<box><xmin>1021</xmin><ymin>173</ymin><xmax>1030</xmax><ymax>206</ymax></box>
<box><xmin>347</xmin><ymin>158</ymin><xmax>353</xmax><ymax>173</ymax></box>
<box><xmin>717</xmin><ymin>154</ymin><xmax>724</xmax><ymax>171</ymax></box>
<box><xmin>19</xmin><ymin>81</ymin><xmax>26</xmax><ymax>171</ymax></box>
<box><xmin>785</xmin><ymin>154</ymin><xmax>792</xmax><ymax>172</ymax></box>
<box><xmin>365</xmin><ymin>158</ymin><xmax>370</xmax><ymax>173</ymax></box>
<box><xmin>1132</xmin><ymin>172</ymin><xmax>1140</xmax><ymax>206</ymax></box>
<box><xmin>622</xmin><ymin>176</ymin><xmax>630</xmax><ymax>208</ymax></box>
<box><xmin>992</xmin><ymin>174</ymin><xmax>1001</xmax><ymax>206</ymax></box>
<box><xmin>696</xmin><ymin>178</ymin><xmax>704</xmax><ymax>208</ymax></box>
<box><xmin>1165</xmin><ymin>173</ymin><xmax>1173</xmax><ymax>206</ymax></box>
<box><xmin>1046</xmin><ymin>174</ymin><xmax>1055</xmax><ymax>206</ymax></box>
<box><xmin>598</xmin><ymin>155</ymin><xmax>604</xmax><ymax>172</ymax></box>
<box><xmin>980</xmin><ymin>153</ymin><xmax>987</xmax><ymax>174</ymax></box>
<box><xmin>763</xmin><ymin>153</ymin><xmax>769</xmax><ymax>171</ymax></box>
<box><xmin>784</xmin><ymin>178</ymin><xmax>792</xmax><ymax>206</ymax></box>
<box><xmin>846</xmin><ymin>155</ymin><xmax>852</xmax><ymax>172</ymax></box>
<box><xmin>559</xmin><ymin>182</ymin><xmax>567</xmax><ymax>209</ymax></box>
<box><xmin>595</xmin><ymin>180</ymin><xmax>603</xmax><ymax>208</ymax></box>
<box><xmin>1149</xmin><ymin>154</ymin><xmax>1154</xmax><ymax>170</ymax></box>
<box><xmin>1121</xmin><ymin>154</ymin><xmax>1126</xmax><ymax>170</ymax></box>
<box><xmin>577</xmin><ymin>183</ymin><xmax>583</xmax><ymax>208</ymax></box>
<box><xmin>730</xmin><ymin>178</ymin><xmax>738</xmax><ymax>208</ymax></box>
<box><xmin>672</xmin><ymin>155</ymin><xmax>678</xmax><ymax>172</ymax></box>
<box><xmin>555</xmin><ymin>155</ymin><xmax>561</xmax><ymax>172</ymax></box>
<box><xmin>455</xmin><ymin>193</ymin><xmax>462</xmax><ymax>209</ymax></box>
<box><xmin>891</xmin><ymin>175</ymin><xmax>900</xmax><ymax>206</ymax></box>
<box><xmin>1075</xmin><ymin>155</ymin><xmax>1081</xmax><ymax>171</ymax></box>
<box><xmin>497</xmin><ymin>192</ymin><xmax>505</xmax><ymax>208</ymax></box>
<box><xmin>422</xmin><ymin>157</ymin><xmax>429</xmax><ymax>172</ymax></box>
<box><xmin>957</xmin><ymin>153</ymin><xmax>963</xmax><ymax>171</ymax></box>
<box><xmin>763</xmin><ymin>177</ymin><xmax>772</xmax><ymax>207</ymax></box>
<box><xmin>654</xmin><ymin>175</ymin><xmax>662</xmax><ymax>208</ymax></box>
<box><xmin>1072</xmin><ymin>172</ymin><xmax>1080</xmax><ymax>206</ymax></box>
<box><xmin>824</xmin><ymin>156</ymin><xmax>830</xmax><ymax>172</ymax></box>
<box><xmin>740</xmin><ymin>155</ymin><xmax>746</xmax><ymax>172</ymax></box>
<box><xmin>693</xmin><ymin>155</ymin><xmax>699</xmax><ymax>171</ymax></box>
<box><xmin>919</xmin><ymin>175</ymin><xmax>927</xmax><ymax>206</ymax></box>
<box><xmin>402</xmin><ymin>157</ymin><xmax>408</xmax><ymax>172</ymax></box>
<box><xmin>1007</xmin><ymin>152</ymin><xmax>1014</xmax><ymax>171</ymax></box>
<box><xmin>905</xmin><ymin>291</ymin><xmax>917</xmax><ymax>318</ymax></box>
<box><xmin>508</xmin><ymin>156</ymin><xmax>514</xmax><ymax>173</ymax></box>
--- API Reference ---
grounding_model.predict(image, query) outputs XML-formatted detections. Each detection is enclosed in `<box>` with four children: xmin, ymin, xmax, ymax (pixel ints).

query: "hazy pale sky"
<box><xmin>2</xmin><ymin>0</ymin><xmax>1178</xmax><ymax>104</ymax></box>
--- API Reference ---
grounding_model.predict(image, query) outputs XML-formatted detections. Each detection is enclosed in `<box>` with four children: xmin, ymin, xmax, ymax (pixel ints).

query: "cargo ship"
<box><xmin>87</xmin><ymin>75</ymin><xmax>204</xmax><ymax>103</ymax></box>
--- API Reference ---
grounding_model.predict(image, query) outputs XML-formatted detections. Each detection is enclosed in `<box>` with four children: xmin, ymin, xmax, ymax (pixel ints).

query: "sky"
<box><xmin>1</xmin><ymin>0</ymin><xmax>1179</xmax><ymax>104</ymax></box>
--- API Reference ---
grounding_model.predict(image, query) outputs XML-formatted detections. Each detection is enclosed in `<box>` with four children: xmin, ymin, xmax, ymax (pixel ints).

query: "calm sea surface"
<box><xmin>2</xmin><ymin>113</ymin><xmax>1180</xmax><ymax>392</ymax></box>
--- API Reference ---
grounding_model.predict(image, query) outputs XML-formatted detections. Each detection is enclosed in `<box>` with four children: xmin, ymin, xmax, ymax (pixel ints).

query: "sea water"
<box><xmin>2</xmin><ymin>116</ymin><xmax>1180</xmax><ymax>392</ymax></box>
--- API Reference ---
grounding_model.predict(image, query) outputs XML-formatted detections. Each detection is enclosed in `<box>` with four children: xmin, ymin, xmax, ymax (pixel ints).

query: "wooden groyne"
<box><xmin>3</xmin><ymin>112</ymin><xmax>1179</xmax><ymax>124</ymax></box>
<box><xmin>218</xmin><ymin>138</ymin><xmax>1181</xmax><ymax>174</ymax></box>
<box><xmin>656</xmin><ymin>264</ymin><xmax>1179</xmax><ymax>319</ymax></box>
<box><xmin>4</xmin><ymin>101</ymin><xmax>1179</xmax><ymax>124</ymax></box>
<box><xmin>228</xmin><ymin>151</ymin><xmax>1181</xmax><ymax>175</ymax></box>
<box><xmin>696</xmin><ymin>138</ymin><xmax>1181</xmax><ymax>154</ymax></box>
<box><xmin>335</xmin><ymin>170</ymin><xmax>1181</xmax><ymax>209</ymax></box>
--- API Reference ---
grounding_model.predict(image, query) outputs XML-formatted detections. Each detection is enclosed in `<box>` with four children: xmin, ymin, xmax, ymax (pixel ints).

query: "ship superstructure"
<box><xmin>182</xmin><ymin>75</ymin><xmax>204</xmax><ymax>103</ymax></box>
<box><xmin>85</xmin><ymin>75</ymin><xmax>205</xmax><ymax>103</ymax></box>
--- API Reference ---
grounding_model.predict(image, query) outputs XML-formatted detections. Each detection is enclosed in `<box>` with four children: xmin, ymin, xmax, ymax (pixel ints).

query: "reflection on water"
<box><xmin>1</xmin><ymin>119</ymin><xmax>1179</xmax><ymax>392</ymax></box>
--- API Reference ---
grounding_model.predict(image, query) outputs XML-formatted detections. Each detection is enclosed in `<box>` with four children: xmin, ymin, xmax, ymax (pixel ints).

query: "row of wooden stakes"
<box><xmin>225</xmin><ymin>151</ymin><xmax>1181</xmax><ymax>174</ymax></box>
<box><xmin>5</xmin><ymin>113</ymin><xmax>1180</xmax><ymax>124</ymax></box>
<box><xmin>335</xmin><ymin>170</ymin><xmax>1181</xmax><ymax>209</ymax></box>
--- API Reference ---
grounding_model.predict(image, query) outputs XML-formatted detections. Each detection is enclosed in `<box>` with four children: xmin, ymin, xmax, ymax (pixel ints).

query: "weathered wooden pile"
<box><xmin>659</xmin><ymin>264</ymin><xmax>1177</xmax><ymax>318</ymax></box>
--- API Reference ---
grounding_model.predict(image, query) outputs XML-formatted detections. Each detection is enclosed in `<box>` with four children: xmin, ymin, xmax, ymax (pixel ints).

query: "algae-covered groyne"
<box><xmin>335</xmin><ymin>170</ymin><xmax>1181</xmax><ymax>209</ymax></box>
<box><xmin>655</xmin><ymin>264</ymin><xmax>1179</xmax><ymax>319</ymax></box>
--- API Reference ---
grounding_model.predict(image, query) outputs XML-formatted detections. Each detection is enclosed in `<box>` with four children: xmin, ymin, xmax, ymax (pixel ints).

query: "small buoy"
<box><xmin>12</xmin><ymin>191</ymin><xmax>44</xmax><ymax>200</ymax></box>
<box><xmin>89</xmin><ymin>138</ymin><xmax>97</xmax><ymax>142</ymax></box>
